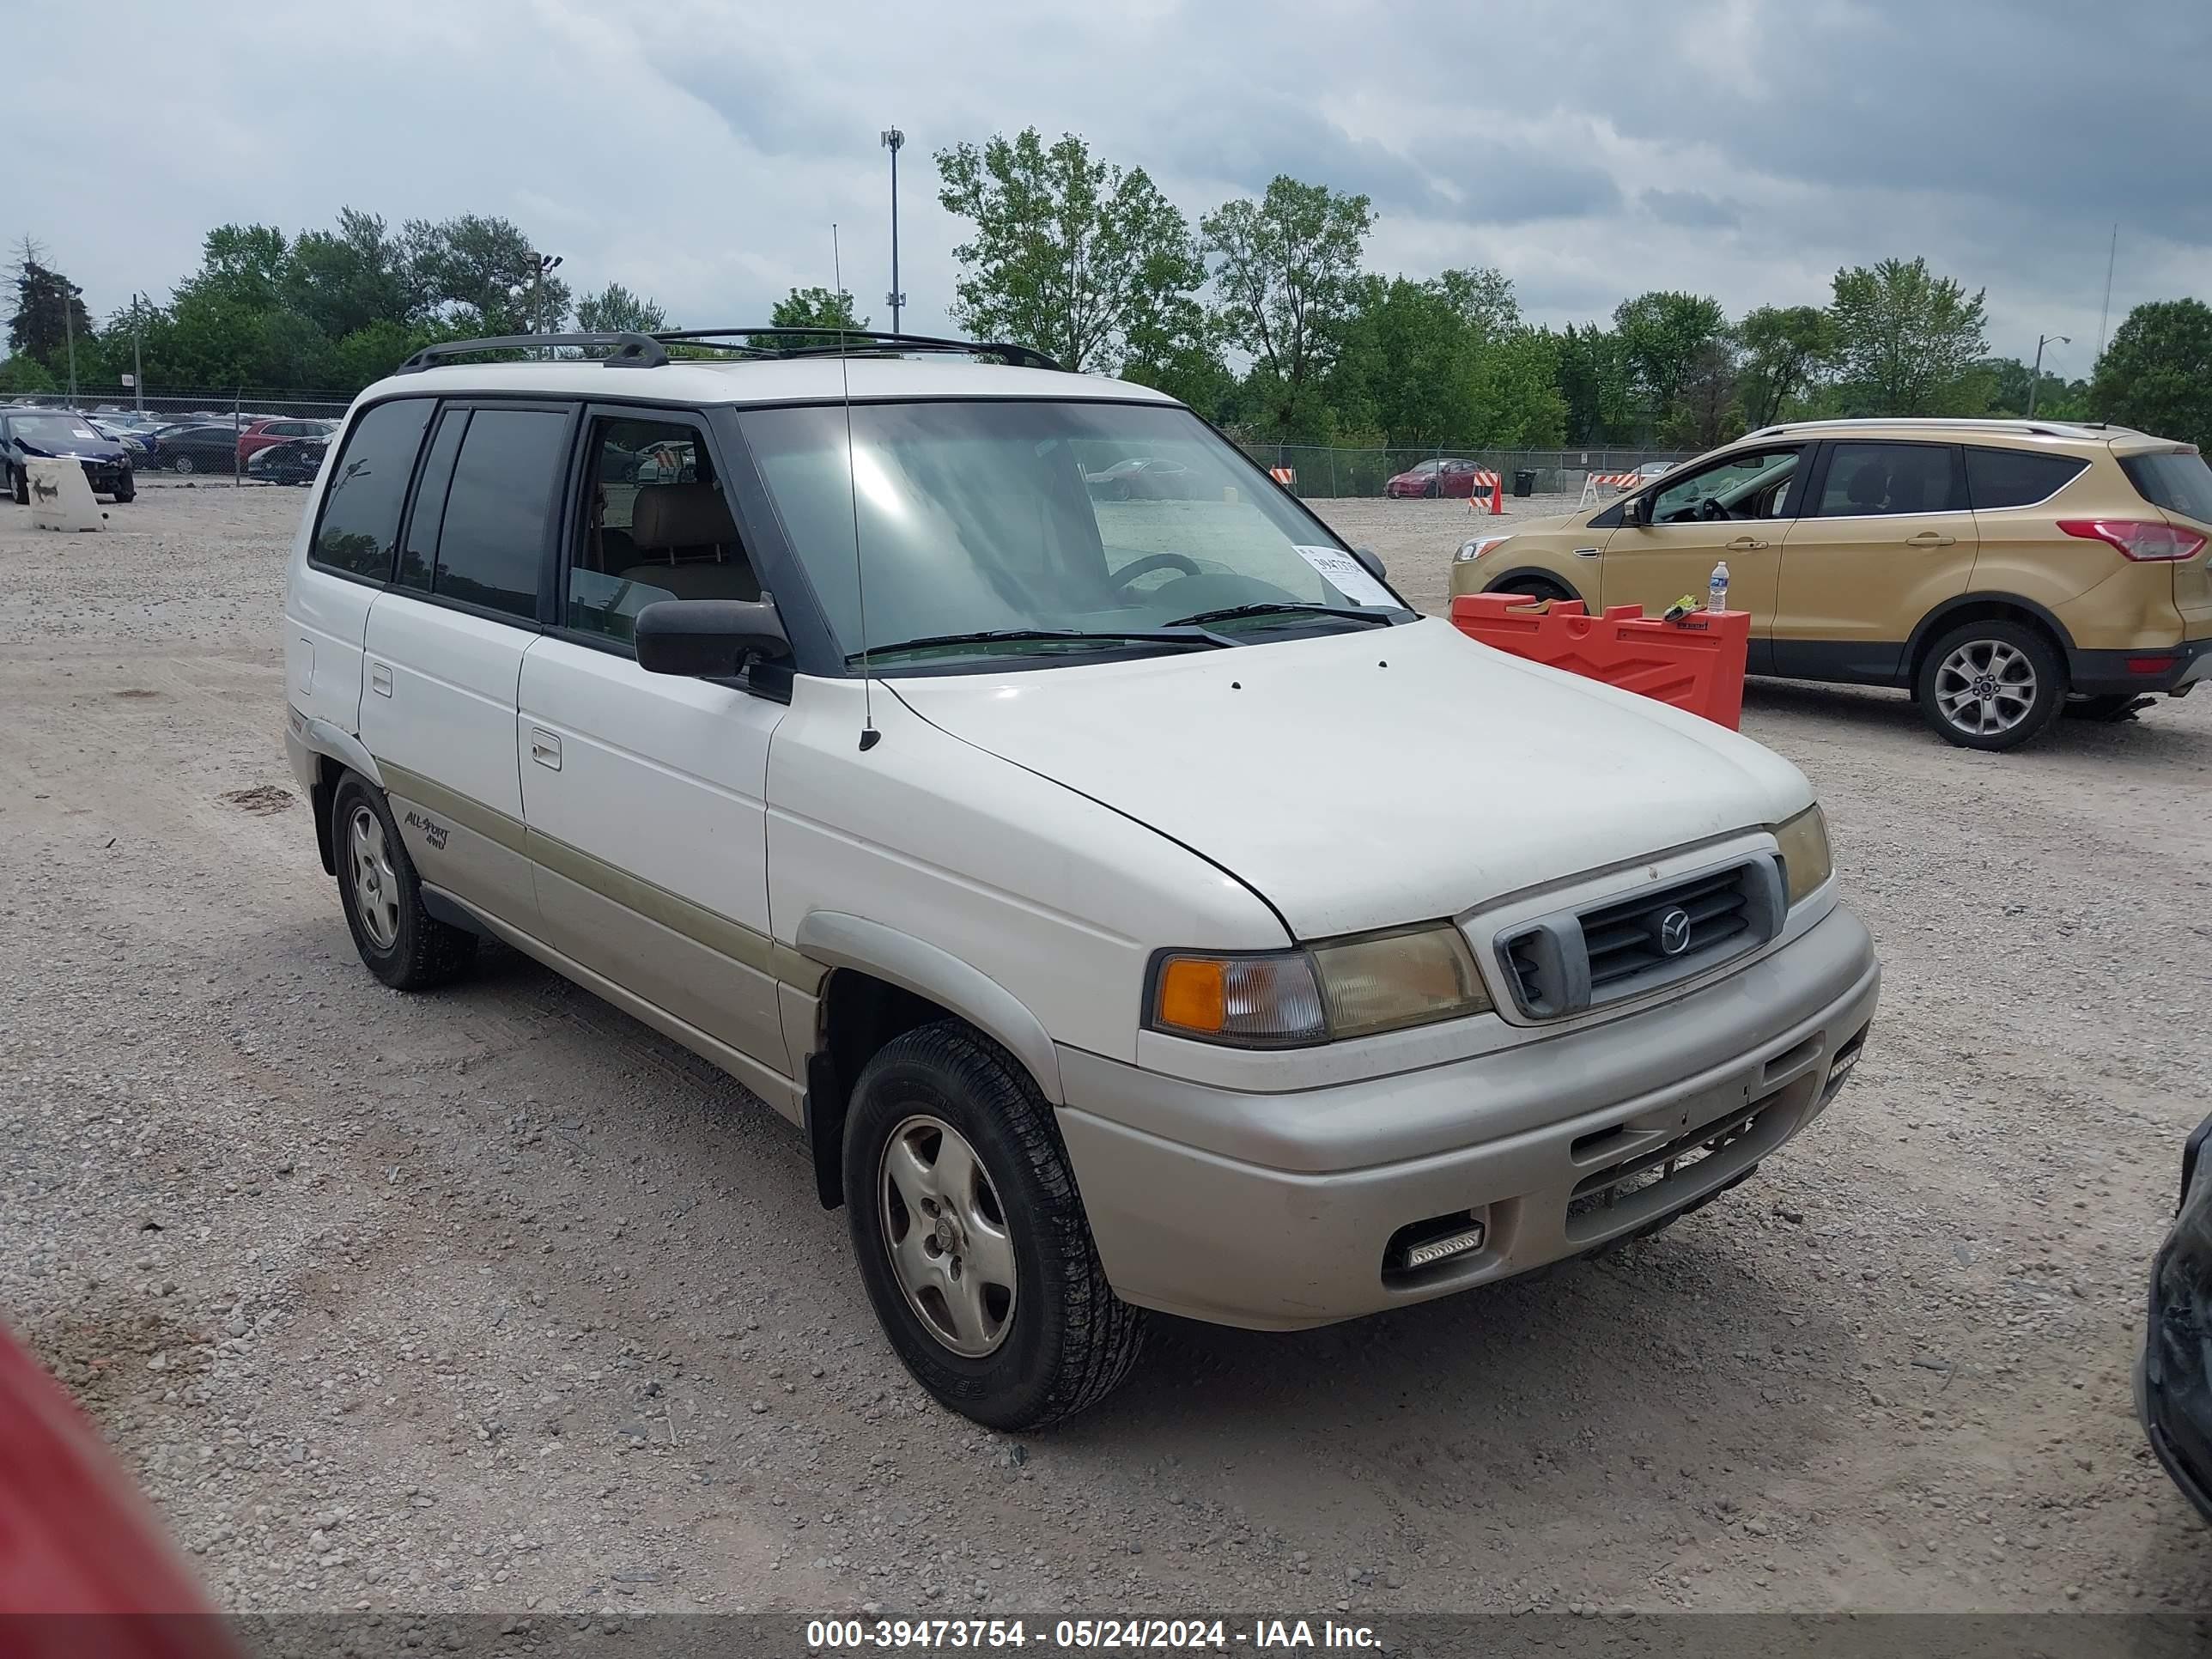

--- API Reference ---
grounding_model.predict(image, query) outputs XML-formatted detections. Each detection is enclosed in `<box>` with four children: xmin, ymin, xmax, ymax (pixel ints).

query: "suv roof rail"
<box><xmin>397</xmin><ymin>331</ymin><xmax>667</xmax><ymax>373</ymax></box>
<box><xmin>654</xmin><ymin>326</ymin><xmax>1066</xmax><ymax>373</ymax></box>
<box><xmin>392</xmin><ymin>327</ymin><xmax>1067</xmax><ymax>377</ymax></box>
<box><xmin>1743</xmin><ymin>416</ymin><xmax>2129</xmax><ymax>442</ymax></box>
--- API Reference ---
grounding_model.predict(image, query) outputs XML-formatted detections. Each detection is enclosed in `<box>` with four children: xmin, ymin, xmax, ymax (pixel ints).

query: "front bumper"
<box><xmin>2069</xmin><ymin>635</ymin><xmax>2212</xmax><ymax>696</ymax></box>
<box><xmin>1056</xmin><ymin>905</ymin><xmax>1880</xmax><ymax>1329</ymax></box>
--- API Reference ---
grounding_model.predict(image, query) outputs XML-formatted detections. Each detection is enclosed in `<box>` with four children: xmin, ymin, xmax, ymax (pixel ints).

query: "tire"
<box><xmin>9</xmin><ymin>466</ymin><xmax>25</xmax><ymax>506</ymax></box>
<box><xmin>844</xmin><ymin>1020</ymin><xmax>1145</xmax><ymax>1429</ymax></box>
<box><xmin>1423</xmin><ymin>479</ymin><xmax>1440</xmax><ymax>499</ymax></box>
<box><xmin>328</xmin><ymin>773</ymin><xmax>477</xmax><ymax>991</ymax></box>
<box><xmin>1914</xmin><ymin>619</ymin><xmax>2065</xmax><ymax>751</ymax></box>
<box><xmin>1491</xmin><ymin>576</ymin><xmax>1575</xmax><ymax>605</ymax></box>
<box><xmin>111</xmin><ymin>480</ymin><xmax>135</xmax><ymax>503</ymax></box>
<box><xmin>172</xmin><ymin>453</ymin><xmax>197</xmax><ymax>475</ymax></box>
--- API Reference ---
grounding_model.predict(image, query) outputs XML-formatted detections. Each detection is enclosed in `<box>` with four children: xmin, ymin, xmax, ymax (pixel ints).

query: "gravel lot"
<box><xmin>3</xmin><ymin>483</ymin><xmax>2210</xmax><ymax>1620</ymax></box>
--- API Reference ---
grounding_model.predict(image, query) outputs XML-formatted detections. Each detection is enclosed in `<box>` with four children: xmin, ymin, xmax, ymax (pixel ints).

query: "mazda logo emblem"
<box><xmin>1656</xmin><ymin>908</ymin><xmax>1692</xmax><ymax>956</ymax></box>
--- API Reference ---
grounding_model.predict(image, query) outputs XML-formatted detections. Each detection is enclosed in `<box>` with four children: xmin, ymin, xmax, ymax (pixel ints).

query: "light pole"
<box><xmin>533</xmin><ymin>253</ymin><xmax>563</xmax><ymax>356</ymax></box>
<box><xmin>131</xmin><ymin>293</ymin><xmax>143</xmax><ymax>412</ymax></box>
<box><xmin>2027</xmin><ymin>331</ymin><xmax>2069</xmax><ymax>418</ymax></box>
<box><xmin>880</xmin><ymin>128</ymin><xmax>905</xmax><ymax>336</ymax></box>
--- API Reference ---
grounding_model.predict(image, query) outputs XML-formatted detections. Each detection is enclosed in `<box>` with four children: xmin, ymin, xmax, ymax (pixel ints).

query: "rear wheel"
<box><xmin>1914</xmin><ymin>619</ymin><xmax>2065</xmax><ymax>751</ymax></box>
<box><xmin>172</xmin><ymin>453</ymin><xmax>197</xmax><ymax>475</ymax></box>
<box><xmin>1422</xmin><ymin>479</ymin><xmax>1440</xmax><ymax>499</ymax></box>
<box><xmin>844</xmin><ymin>1020</ymin><xmax>1145</xmax><ymax>1428</ymax></box>
<box><xmin>329</xmin><ymin>774</ymin><xmax>477</xmax><ymax>990</ymax></box>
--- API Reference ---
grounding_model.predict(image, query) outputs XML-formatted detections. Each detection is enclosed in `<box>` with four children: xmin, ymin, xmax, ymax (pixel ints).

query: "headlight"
<box><xmin>1150</xmin><ymin>923</ymin><xmax>1492</xmax><ymax>1048</ymax></box>
<box><xmin>1775</xmin><ymin>804</ymin><xmax>1832</xmax><ymax>907</ymax></box>
<box><xmin>1455</xmin><ymin>534</ymin><xmax>1514</xmax><ymax>562</ymax></box>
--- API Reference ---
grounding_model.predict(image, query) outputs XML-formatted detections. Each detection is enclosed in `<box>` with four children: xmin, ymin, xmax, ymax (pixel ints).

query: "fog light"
<box><xmin>1405</xmin><ymin>1226</ymin><xmax>1486</xmax><ymax>1270</ymax></box>
<box><xmin>1385</xmin><ymin>1212</ymin><xmax>1488</xmax><ymax>1274</ymax></box>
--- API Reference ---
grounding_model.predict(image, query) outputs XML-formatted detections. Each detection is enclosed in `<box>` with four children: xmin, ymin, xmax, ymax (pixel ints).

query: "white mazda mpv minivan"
<box><xmin>283</xmin><ymin>327</ymin><xmax>1880</xmax><ymax>1427</ymax></box>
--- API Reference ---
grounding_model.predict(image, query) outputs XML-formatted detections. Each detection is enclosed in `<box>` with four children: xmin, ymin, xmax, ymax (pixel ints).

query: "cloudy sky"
<box><xmin>10</xmin><ymin>0</ymin><xmax>2207</xmax><ymax>381</ymax></box>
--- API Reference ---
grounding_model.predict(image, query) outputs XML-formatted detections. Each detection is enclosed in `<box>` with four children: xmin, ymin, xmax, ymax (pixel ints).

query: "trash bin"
<box><xmin>1512</xmin><ymin>469</ymin><xmax>1537</xmax><ymax>498</ymax></box>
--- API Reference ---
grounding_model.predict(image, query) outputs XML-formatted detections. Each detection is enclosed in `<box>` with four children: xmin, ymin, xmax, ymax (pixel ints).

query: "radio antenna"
<box><xmin>833</xmin><ymin>222</ymin><xmax>879</xmax><ymax>750</ymax></box>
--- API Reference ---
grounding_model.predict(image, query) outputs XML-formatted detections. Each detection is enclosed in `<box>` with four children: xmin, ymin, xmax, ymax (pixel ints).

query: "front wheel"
<box><xmin>111</xmin><ymin>480</ymin><xmax>135</xmax><ymax>503</ymax></box>
<box><xmin>844</xmin><ymin>1021</ymin><xmax>1145</xmax><ymax>1429</ymax></box>
<box><xmin>9</xmin><ymin>466</ymin><xmax>25</xmax><ymax>506</ymax></box>
<box><xmin>1914</xmin><ymin>620</ymin><xmax>2065</xmax><ymax>751</ymax></box>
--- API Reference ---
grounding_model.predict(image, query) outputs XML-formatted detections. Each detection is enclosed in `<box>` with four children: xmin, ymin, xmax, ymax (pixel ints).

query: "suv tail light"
<box><xmin>2057</xmin><ymin>518</ymin><xmax>2208</xmax><ymax>562</ymax></box>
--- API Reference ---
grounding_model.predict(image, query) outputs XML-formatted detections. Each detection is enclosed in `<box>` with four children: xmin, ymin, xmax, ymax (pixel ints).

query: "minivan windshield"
<box><xmin>738</xmin><ymin>399</ymin><xmax>1407</xmax><ymax>668</ymax></box>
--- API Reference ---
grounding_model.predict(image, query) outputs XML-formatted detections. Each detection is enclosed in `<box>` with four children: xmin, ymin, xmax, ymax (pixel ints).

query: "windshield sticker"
<box><xmin>1293</xmin><ymin>544</ymin><xmax>1395</xmax><ymax>608</ymax></box>
<box><xmin>71</xmin><ymin>428</ymin><xmax>97</xmax><ymax>440</ymax></box>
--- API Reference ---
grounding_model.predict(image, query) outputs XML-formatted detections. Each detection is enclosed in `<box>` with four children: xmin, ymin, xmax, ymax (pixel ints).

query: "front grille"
<box><xmin>1493</xmin><ymin>855</ymin><xmax>1784</xmax><ymax>1020</ymax></box>
<box><xmin>1580</xmin><ymin>867</ymin><xmax>1753</xmax><ymax>991</ymax></box>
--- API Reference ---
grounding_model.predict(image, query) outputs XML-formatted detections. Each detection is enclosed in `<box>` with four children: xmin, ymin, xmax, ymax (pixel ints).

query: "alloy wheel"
<box><xmin>878</xmin><ymin>1114</ymin><xmax>1018</xmax><ymax>1357</ymax></box>
<box><xmin>1934</xmin><ymin>639</ymin><xmax>2038</xmax><ymax>738</ymax></box>
<box><xmin>347</xmin><ymin>805</ymin><xmax>401</xmax><ymax>950</ymax></box>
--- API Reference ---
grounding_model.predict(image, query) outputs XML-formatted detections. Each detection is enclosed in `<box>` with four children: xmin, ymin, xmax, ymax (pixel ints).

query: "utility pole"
<box><xmin>533</xmin><ymin>253</ymin><xmax>562</xmax><ymax>356</ymax></box>
<box><xmin>64</xmin><ymin>290</ymin><xmax>76</xmax><ymax>407</ymax></box>
<box><xmin>880</xmin><ymin>128</ymin><xmax>906</xmax><ymax>335</ymax></box>
<box><xmin>2095</xmin><ymin>224</ymin><xmax>2118</xmax><ymax>363</ymax></box>
<box><xmin>132</xmin><ymin>292</ymin><xmax>144</xmax><ymax>411</ymax></box>
<box><xmin>2027</xmin><ymin>332</ymin><xmax>2069</xmax><ymax>418</ymax></box>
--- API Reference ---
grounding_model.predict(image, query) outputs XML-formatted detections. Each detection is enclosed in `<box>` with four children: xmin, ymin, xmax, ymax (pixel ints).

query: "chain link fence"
<box><xmin>1</xmin><ymin>384</ymin><xmax>354</xmax><ymax>484</ymax></box>
<box><xmin>1236</xmin><ymin>441</ymin><xmax>1692</xmax><ymax>500</ymax></box>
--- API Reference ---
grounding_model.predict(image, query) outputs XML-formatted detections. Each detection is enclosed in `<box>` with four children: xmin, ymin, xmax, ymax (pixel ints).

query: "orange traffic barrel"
<box><xmin>1448</xmin><ymin>594</ymin><xmax>1750</xmax><ymax>730</ymax></box>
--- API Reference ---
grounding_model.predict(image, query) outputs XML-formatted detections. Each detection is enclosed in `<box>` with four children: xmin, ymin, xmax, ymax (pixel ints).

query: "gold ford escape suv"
<box><xmin>1452</xmin><ymin>418</ymin><xmax>2212</xmax><ymax>750</ymax></box>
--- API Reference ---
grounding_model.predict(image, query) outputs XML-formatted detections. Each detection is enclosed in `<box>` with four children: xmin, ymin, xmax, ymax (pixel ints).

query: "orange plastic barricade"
<box><xmin>1448</xmin><ymin>594</ymin><xmax>1751</xmax><ymax>730</ymax></box>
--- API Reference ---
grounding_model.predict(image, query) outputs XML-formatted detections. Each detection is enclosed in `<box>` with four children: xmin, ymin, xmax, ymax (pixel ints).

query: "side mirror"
<box><xmin>1626</xmin><ymin>493</ymin><xmax>1652</xmax><ymax>526</ymax></box>
<box><xmin>1352</xmin><ymin>545</ymin><xmax>1388</xmax><ymax>583</ymax></box>
<box><xmin>635</xmin><ymin>598</ymin><xmax>790</xmax><ymax>678</ymax></box>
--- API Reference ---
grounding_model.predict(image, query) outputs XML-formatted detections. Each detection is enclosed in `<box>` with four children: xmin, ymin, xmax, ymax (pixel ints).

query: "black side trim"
<box><xmin>805</xmin><ymin>1051</ymin><xmax>844</xmax><ymax>1209</ymax></box>
<box><xmin>1902</xmin><ymin>592</ymin><xmax>2079</xmax><ymax>680</ymax></box>
<box><xmin>1767</xmin><ymin>639</ymin><xmax>1911</xmax><ymax>687</ymax></box>
<box><xmin>1481</xmin><ymin>566</ymin><xmax>1589</xmax><ymax>605</ymax></box>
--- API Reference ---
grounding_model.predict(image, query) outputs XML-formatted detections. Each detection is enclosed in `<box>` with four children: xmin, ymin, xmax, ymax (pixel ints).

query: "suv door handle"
<box><xmin>1905</xmin><ymin>530</ymin><xmax>1956</xmax><ymax>548</ymax></box>
<box><xmin>530</xmin><ymin>728</ymin><xmax>562</xmax><ymax>771</ymax></box>
<box><xmin>1725</xmin><ymin>535</ymin><xmax>1768</xmax><ymax>550</ymax></box>
<box><xmin>370</xmin><ymin>662</ymin><xmax>392</xmax><ymax>697</ymax></box>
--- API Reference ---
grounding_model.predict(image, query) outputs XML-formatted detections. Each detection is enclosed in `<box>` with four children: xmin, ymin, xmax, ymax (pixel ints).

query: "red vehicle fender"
<box><xmin>0</xmin><ymin>1324</ymin><xmax>240</xmax><ymax>1656</ymax></box>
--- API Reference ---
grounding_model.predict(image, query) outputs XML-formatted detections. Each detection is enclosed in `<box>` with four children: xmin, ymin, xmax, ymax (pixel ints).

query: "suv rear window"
<box><xmin>313</xmin><ymin>398</ymin><xmax>434</xmax><ymax>580</ymax></box>
<box><xmin>1965</xmin><ymin>447</ymin><xmax>2087</xmax><ymax>510</ymax></box>
<box><xmin>2122</xmin><ymin>450</ymin><xmax>2212</xmax><ymax>525</ymax></box>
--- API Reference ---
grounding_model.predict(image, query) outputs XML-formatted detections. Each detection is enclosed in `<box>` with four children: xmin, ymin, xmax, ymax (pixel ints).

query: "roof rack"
<box><xmin>655</xmin><ymin>326</ymin><xmax>1065</xmax><ymax>372</ymax></box>
<box><xmin>396</xmin><ymin>331</ymin><xmax>667</xmax><ymax>373</ymax></box>
<box><xmin>1743</xmin><ymin>416</ymin><xmax>2132</xmax><ymax>442</ymax></box>
<box><xmin>394</xmin><ymin>327</ymin><xmax>1066</xmax><ymax>376</ymax></box>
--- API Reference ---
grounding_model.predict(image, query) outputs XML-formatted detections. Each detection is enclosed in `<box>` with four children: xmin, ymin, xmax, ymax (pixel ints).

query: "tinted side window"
<box><xmin>397</xmin><ymin>408</ymin><xmax>468</xmax><ymax>591</ymax></box>
<box><xmin>311</xmin><ymin>398</ymin><xmax>434</xmax><ymax>580</ymax></box>
<box><xmin>430</xmin><ymin>408</ymin><xmax>569</xmax><ymax>620</ymax></box>
<box><xmin>1965</xmin><ymin>447</ymin><xmax>2087</xmax><ymax>510</ymax></box>
<box><xmin>1811</xmin><ymin>442</ymin><xmax>1963</xmax><ymax>517</ymax></box>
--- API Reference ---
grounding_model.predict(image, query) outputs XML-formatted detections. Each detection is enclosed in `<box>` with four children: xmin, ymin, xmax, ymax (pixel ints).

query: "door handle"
<box><xmin>370</xmin><ymin>662</ymin><xmax>392</xmax><ymax>697</ymax></box>
<box><xmin>1905</xmin><ymin>531</ymin><xmax>1956</xmax><ymax>548</ymax></box>
<box><xmin>1725</xmin><ymin>536</ymin><xmax>1768</xmax><ymax>550</ymax></box>
<box><xmin>530</xmin><ymin>728</ymin><xmax>562</xmax><ymax>771</ymax></box>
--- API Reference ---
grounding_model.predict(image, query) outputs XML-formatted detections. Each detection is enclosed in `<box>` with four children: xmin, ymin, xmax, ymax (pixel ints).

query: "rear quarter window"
<box><xmin>311</xmin><ymin>398</ymin><xmax>435</xmax><ymax>580</ymax></box>
<box><xmin>1964</xmin><ymin>447</ymin><xmax>2087</xmax><ymax>510</ymax></box>
<box><xmin>2121</xmin><ymin>450</ymin><xmax>2212</xmax><ymax>525</ymax></box>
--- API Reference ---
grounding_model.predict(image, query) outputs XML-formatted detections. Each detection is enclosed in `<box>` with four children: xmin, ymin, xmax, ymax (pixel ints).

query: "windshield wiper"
<box><xmin>850</xmin><ymin>627</ymin><xmax>1231</xmax><ymax>663</ymax></box>
<box><xmin>1163</xmin><ymin>601</ymin><xmax>1395</xmax><ymax>629</ymax></box>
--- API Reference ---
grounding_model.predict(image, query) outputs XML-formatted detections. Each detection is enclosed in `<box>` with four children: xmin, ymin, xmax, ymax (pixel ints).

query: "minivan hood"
<box><xmin>888</xmin><ymin>618</ymin><xmax>1811</xmax><ymax>939</ymax></box>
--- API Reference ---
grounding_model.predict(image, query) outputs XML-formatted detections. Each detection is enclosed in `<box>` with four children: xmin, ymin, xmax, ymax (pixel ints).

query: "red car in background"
<box><xmin>0</xmin><ymin>1322</ymin><xmax>239</xmax><ymax>1656</ymax></box>
<box><xmin>234</xmin><ymin>417</ymin><xmax>335</xmax><ymax>467</ymax></box>
<box><xmin>1384</xmin><ymin>458</ymin><xmax>1483</xmax><ymax>498</ymax></box>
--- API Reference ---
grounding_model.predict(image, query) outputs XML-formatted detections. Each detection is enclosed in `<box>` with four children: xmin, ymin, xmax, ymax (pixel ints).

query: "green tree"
<box><xmin>1982</xmin><ymin>356</ymin><xmax>2086</xmax><ymax>420</ymax></box>
<box><xmin>1329</xmin><ymin>274</ymin><xmax>1477</xmax><ymax>447</ymax></box>
<box><xmin>575</xmin><ymin>282</ymin><xmax>670</xmax><ymax>335</ymax></box>
<box><xmin>1827</xmin><ymin>256</ymin><xmax>1989</xmax><ymax>416</ymax></box>
<box><xmin>400</xmin><ymin>215</ymin><xmax>569</xmax><ymax>336</ymax></box>
<box><xmin>177</xmin><ymin>223</ymin><xmax>291</xmax><ymax>313</ymax></box>
<box><xmin>1467</xmin><ymin>328</ymin><xmax>1567</xmax><ymax>447</ymax></box>
<box><xmin>1613</xmin><ymin>290</ymin><xmax>1727</xmax><ymax>438</ymax></box>
<box><xmin>1735</xmin><ymin>305</ymin><xmax>1835</xmax><ymax>428</ymax></box>
<box><xmin>0</xmin><ymin>352</ymin><xmax>56</xmax><ymax>394</ymax></box>
<box><xmin>1667</xmin><ymin>337</ymin><xmax>1742</xmax><ymax>450</ymax></box>
<box><xmin>1434</xmin><ymin>265</ymin><xmax>1520</xmax><ymax>345</ymax></box>
<box><xmin>284</xmin><ymin>209</ymin><xmax>415</xmax><ymax>340</ymax></box>
<box><xmin>2089</xmin><ymin>299</ymin><xmax>2212</xmax><ymax>447</ymax></box>
<box><xmin>6</xmin><ymin>238</ymin><xmax>93</xmax><ymax>369</ymax></box>
<box><xmin>1555</xmin><ymin>323</ymin><xmax>1632</xmax><ymax>445</ymax></box>
<box><xmin>936</xmin><ymin>129</ymin><xmax>1206</xmax><ymax>375</ymax></box>
<box><xmin>1202</xmin><ymin>176</ymin><xmax>1374</xmax><ymax>437</ymax></box>
<box><xmin>760</xmin><ymin>284</ymin><xmax>866</xmax><ymax>352</ymax></box>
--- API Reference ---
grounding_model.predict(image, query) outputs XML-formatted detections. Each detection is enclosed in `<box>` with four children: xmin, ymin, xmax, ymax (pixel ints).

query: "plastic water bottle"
<box><xmin>1708</xmin><ymin>560</ymin><xmax>1729</xmax><ymax>612</ymax></box>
